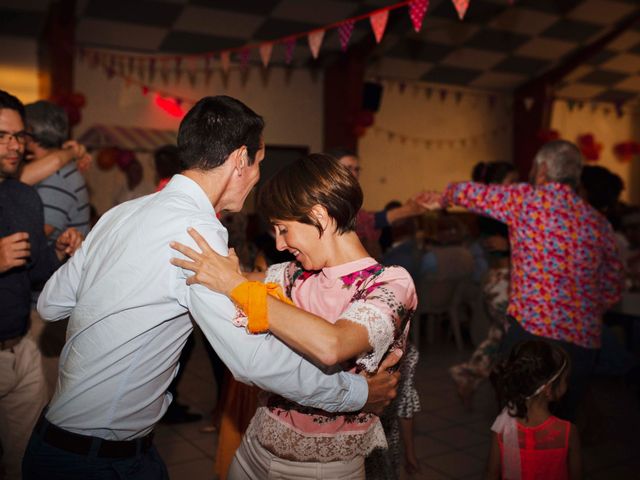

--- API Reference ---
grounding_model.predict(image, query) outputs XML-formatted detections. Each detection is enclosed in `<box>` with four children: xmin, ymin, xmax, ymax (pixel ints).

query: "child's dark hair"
<box><xmin>491</xmin><ymin>340</ymin><xmax>569</xmax><ymax>420</ymax></box>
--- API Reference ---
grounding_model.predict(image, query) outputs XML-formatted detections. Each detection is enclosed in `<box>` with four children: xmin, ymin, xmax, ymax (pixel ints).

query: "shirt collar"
<box><xmin>321</xmin><ymin>257</ymin><xmax>377</xmax><ymax>280</ymax></box>
<box><xmin>163</xmin><ymin>174</ymin><xmax>217</xmax><ymax>217</ymax></box>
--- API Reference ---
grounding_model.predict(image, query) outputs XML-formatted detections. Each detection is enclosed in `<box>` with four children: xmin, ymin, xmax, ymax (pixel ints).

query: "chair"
<box><xmin>413</xmin><ymin>245</ymin><xmax>474</xmax><ymax>351</ymax></box>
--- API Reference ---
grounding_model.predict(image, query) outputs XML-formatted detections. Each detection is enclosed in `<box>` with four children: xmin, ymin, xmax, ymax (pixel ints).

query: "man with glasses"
<box><xmin>0</xmin><ymin>90</ymin><xmax>83</xmax><ymax>480</ymax></box>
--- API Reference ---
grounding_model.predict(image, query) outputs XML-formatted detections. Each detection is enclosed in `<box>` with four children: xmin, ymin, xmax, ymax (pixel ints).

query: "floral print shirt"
<box><xmin>244</xmin><ymin>257</ymin><xmax>416</xmax><ymax>462</ymax></box>
<box><xmin>442</xmin><ymin>182</ymin><xmax>623</xmax><ymax>348</ymax></box>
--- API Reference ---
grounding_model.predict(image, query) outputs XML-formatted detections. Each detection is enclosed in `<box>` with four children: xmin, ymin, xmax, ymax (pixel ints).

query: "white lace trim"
<box><xmin>341</xmin><ymin>300</ymin><xmax>395</xmax><ymax>373</ymax></box>
<box><xmin>264</xmin><ymin>262</ymin><xmax>290</xmax><ymax>288</ymax></box>
<box><xmin>246</xmin><ymin>407</ymin><xmax>387</xmax><ymax>462</ymax></box>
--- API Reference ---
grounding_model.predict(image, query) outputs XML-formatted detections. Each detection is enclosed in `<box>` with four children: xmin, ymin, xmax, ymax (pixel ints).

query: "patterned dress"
<box><xmin>239</xmin><ymin>257</ymin><xmax>417</xmax><ymax>463</ymax></box>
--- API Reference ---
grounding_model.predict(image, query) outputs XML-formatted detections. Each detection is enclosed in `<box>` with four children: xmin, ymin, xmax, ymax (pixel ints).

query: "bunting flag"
<box><xmin>338</xmin><ymin>20</ymin><xmax>355</xmax><ymax>51</ymax></box>
<box><xmin>308</xmin><ymin>30</ymin><xmax>325</xmax><ymax>59</ymax></box>
<box><xmin>240</xmin><ymin>48</ymin><xmax>251</xmax><ymax>70</ymax></box>
<box><xmin>369</xmin><ymin>10</ymin><xmax>389</xmax><ymax>43</ymax></box>
<box><xmin>409</xmin><ymin>0</ymin><xmax>429</xmax><ymax>33</ymax></box>
<box><xmin>451</xmin><ymin>0</ymin><xmax>469</xmax><ymax>20</ymax></box>
<box><xmin>220</xmin><ymin>51</ymin><xmax>230</xmax><ymax>74</ymax></box>
<box><xmin>259</xmin><ymin>43</ymin><xmax>273</xmax><ymax>67</ymax></box>
<box><xmin>79</xmin><ymin>0</ymin><xmax>509</xmax><ymax>98</ymax></box>
<box><xmin>524</xmin><ymin>97</ymin><xmax>535</xmax><ymax>111</ymax></box>
<box><xmin>284</xmin><ymin>38</ymin><xmax>296</xmax><ymax>65</ymax></box>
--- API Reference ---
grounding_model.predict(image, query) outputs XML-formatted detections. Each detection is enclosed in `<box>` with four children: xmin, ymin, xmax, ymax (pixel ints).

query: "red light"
<box><xmin>154</xmin><ymin>95</ymin><xmax>184</xmax><ymax>118</ymax></box>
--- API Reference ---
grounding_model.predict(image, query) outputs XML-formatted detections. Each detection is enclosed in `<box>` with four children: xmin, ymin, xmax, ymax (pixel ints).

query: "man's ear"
<box><xmin>228</xmin><ymin>146</ymin><xmax>248</xmax><ymax>175</ymax></box>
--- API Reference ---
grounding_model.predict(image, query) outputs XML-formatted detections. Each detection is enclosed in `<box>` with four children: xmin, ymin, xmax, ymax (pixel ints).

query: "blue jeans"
<box><xmin>22</xmin><ymin>427</ymin><xmax>169</xmax><ymax>480</ymax></box>
<box><xmin>500</xmin><ymin>317</ymin><xmax>598</xmax><ymax>423</ymax></box>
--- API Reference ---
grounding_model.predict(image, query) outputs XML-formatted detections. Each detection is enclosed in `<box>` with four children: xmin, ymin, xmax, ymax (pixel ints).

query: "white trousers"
<box><xmin>0</xmin><ymin>336</ymin><xmax>48</xmax><ymax>480</ymax></box>
<box><xmin>228</xmin><ymin>435</ymin><xmax>365</xmax><ymax>480</ymax></box>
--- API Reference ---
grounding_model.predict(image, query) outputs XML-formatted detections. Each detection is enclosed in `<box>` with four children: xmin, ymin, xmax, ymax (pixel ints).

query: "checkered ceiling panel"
<box><xmin>1</xmin><ymin>0</ymin><xmax>639</xmax><ymax>100</ymax></box>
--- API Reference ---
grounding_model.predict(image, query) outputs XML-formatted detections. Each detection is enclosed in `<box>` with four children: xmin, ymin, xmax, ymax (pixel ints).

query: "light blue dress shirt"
<box><xmin>37</xmin><ymin>175</ymin><xmax>367</xmax><ymax>440</ymax></box>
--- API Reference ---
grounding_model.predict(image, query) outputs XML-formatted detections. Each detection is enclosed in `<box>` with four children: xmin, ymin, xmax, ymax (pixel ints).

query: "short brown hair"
<box><xmin>257</xmin><ymin>153</ymin><xmax>363</xmax><ymax>236</ymax></box>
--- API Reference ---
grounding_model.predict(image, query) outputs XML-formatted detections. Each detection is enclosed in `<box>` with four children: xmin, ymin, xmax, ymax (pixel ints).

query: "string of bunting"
<box><xmin>372</xmin><ymin>76</ymin><xmax>511</xmax><ymax>110</ymax></box>
<box><xmin>555</xmin><ymin>97</ymin><xmax>637</xmax><ymax>117</ymax></box>
<box><xmin>77</xmin><ymin>0</ymin><xmax>478</xmax><ymax>103</ymax></box>
<box><xmin>371</xmin><ymin>123</ymin><xmax>511</xmax><ymax>149</ymax></box>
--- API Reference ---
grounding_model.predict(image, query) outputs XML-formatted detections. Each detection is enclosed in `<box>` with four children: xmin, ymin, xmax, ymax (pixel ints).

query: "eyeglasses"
<box><xmin>0</xmin><ymin>130</ymin><xmax>30</xmax><ymax>145</ymax></box>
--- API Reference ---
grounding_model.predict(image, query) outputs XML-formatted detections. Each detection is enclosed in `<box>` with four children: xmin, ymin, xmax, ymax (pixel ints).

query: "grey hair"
<box><xmin>533</xmin><ymin>140</ymin><xmax>583</xmax><ymax>187</ymax></box>
<box><xmin>24</xmin><ymin>100</ymin><xmax>69</xmax><ymax>149</ymax></box>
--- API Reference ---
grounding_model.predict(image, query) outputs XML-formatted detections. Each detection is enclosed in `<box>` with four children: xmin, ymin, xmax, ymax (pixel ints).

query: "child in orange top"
<box><xmin>487</xmin><ymin>340</ymin><xmax>582</xmax><ymax>480</ymax></box>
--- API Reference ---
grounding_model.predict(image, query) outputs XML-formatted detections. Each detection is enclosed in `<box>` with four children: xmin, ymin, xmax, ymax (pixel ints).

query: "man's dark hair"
<box><xmin>0</xmin><ymin>90</ymin><xmax>25</xmax><ymax>122</ymax></box>
<box><xmin>25</xmin><ymin>100</ymin><xmax>69</xmax><ymax>149</ymax></box>
<box><xmin>154</xmin><ymin>144</ymin><xmax>182</xmax><ymax>179</ymax></box>
<box><xmin>325</xmin><ymin>147</ymin><xmax>357</xmax><ymax>162</ymax></box>
<box><xmin>177</xmin><ymin>96</ymin><xmax>264</xmax><ymax>170</ymax></box>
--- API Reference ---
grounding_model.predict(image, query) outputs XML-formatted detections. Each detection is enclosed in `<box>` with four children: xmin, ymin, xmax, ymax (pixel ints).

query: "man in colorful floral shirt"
<box><xmin>425</xmin><ymin>140</ymin><xmax>623</xmax><ymax>421</ymax></box>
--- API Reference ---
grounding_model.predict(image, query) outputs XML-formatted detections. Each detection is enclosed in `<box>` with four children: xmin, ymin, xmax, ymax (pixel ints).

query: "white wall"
<box><xmin>550</xmin><ymin>100</ymin><xmax>640</xmax><ymax>204</ymax></box>
<box><xmin>74</xmin><ymin>61</ymin><xmax>324</xmax><ymax>214</ymax></box>
<box><xmin>74</xmin><ymin>61</ymin><xmax>323</xmax><ymax>150</ymax></box>
<box><xmin>358</xmin><ymin>81</ymin><xmax>513</xmax><ymax>210</ymax></box>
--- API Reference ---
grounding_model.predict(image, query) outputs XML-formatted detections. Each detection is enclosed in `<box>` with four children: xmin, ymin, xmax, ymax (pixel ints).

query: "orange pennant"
<box><xmin>369</xmin><ymin>10</ymin><xmax>389</xmax><ymax>43</ymax></box>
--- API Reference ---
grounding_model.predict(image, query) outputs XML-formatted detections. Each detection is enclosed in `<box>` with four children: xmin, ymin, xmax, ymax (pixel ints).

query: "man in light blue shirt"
<box><xmin>23</xmin><ymin>96</ymin><xmax>399</xmax><ymax>480</ymax></box>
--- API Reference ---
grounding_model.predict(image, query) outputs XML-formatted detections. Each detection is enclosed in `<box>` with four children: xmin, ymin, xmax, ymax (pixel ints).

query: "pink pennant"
<box><xmin>220</xmin><ymin>51</ymin><xmax>230</xmax><ymax>74</ymax></box>
<box><xmin>284</xmin><ymin>37</ymin><xmax>296</xmax><ymax>65</ymax></box>
<box><xmin>409</xmin><ymin>0</ymin><xmax>429</xmax><ymax>33</ymax></box>
<box><xmin>451</xmin><ymin>0</ymin><xmax>469</xmax><ymax>20</ymax></box>
<box><xmin>259</xmin><ymin>43</ymin><xmax>273</xmax><ymax>68</ymax></box>
<box><xmin>240</xmin><ymin>48</ymin><xmax>250</xmax><ymax>70</ymax></box>
<box><xmin>338</xmin><ymin>20</ymin><xmax>355</xmax><ymax>52</ymax></box>
<box><xmin>308</xmin><ymin>30</ymin><xmax>325</xmax><ymax>59</ymax></box>
<box><xmin>369</xmin><ymin>10</ymin><xmax>389</xmax><ymax>44</ymax></box>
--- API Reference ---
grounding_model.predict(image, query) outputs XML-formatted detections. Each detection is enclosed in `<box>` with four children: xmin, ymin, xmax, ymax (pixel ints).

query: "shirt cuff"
<box><xmin>440</xmin><ymin>182</ymin><xmax>459</xmax><ymax>208</ymax></box>
<box><xmin>342</xmin><ymin>372</ymin><xmax>368</xmax><ymax>411</ymax></box>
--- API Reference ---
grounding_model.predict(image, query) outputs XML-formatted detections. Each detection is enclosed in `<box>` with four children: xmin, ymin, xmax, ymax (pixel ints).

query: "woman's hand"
<box><xmin>170</xmin><ymin>227</ymin><xmax>246</xmax><ymax>296</ymax></box>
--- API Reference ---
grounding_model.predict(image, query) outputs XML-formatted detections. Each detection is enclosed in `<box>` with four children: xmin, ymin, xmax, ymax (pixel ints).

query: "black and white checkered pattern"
<box><xmin>1</xmin><ymin>0</ymin><xmax>639</xmax><ymax>101</ymax></box>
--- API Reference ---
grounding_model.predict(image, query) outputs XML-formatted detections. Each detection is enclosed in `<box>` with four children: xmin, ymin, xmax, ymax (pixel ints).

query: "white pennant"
<box><xmin>259</xmin><ymin>43</ymin><xmax>273</xmax><ymax>68</ymax></box>
<box><xmin>308</xmin><ymin>30</ymin><xmax>325</xmax><ymax>59</ymax></box>
<box><xmin>524</xmin><ymin>97</ymin><xmax>535</xmax><ymax>111</ymax></box>
<box><xmin>220</xmin><ymin>51</ymin><xmax>230</xmax><ymax>74</ymax></box>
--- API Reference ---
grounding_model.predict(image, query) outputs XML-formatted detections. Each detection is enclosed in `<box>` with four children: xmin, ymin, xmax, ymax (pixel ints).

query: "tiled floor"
<box><xmin>35</xmin><ymin>321</ymin><xmax>639</xmax><ymax>479</ymax></box>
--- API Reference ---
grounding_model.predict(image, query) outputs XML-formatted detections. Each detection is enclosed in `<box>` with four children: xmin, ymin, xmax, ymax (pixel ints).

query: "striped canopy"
<box><xmin>78</xmin><ymin>124</ymin><xmax>176</xmax><ymax>152</ymax></box>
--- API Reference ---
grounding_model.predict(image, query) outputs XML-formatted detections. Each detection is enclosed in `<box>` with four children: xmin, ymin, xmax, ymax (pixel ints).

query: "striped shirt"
<box><xmin>35</xmin><ymin>162</ymin><xmax>90</xmax><ymax>242</ymax></box>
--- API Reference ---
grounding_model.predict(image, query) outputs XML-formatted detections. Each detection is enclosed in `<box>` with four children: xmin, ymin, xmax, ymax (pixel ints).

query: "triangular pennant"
<box><xmin>338</xmin><ymin>20</ymin><xmax>355</xmax><ymax>51</ymax></box>
<box><xmin>240</xmin><ymin>48</ymin><xmax>250</xmax><ymax>70</ymax></box>
<box><xmin>284</xmin><ymin>38</ymin><xmax>296</xmax><ymax>65</ymax></box>
<box><xmin>524</xmin><ymin>97</ymin><xmax>534</xmax><ymax>111</ymax></box>
<box><xmin>409</xmin><ymin>0</ymin><xmax>429</xmax><ymax>33</ymax></box>
<box><xmin>451</xmin><ymin>0</ymin><xmax>469</xmax><ymax>21</ymax></box>
<box><xmin>308</xmin><ymin>30</ymin><xmax>325</xmax><ymax>59</ymax></box>
<box><xmin>369</xmin><ymin>10</ymin><xmax>389</xmax><ymax>44</ymax></box>
<box><xmin>220</xmin><ymin>51</ymin><xmax>230</xmax><ymax>74</ymax></box>
<box><xmin>148</xmin><ymin>58</ymin><xmax>157</xmax><ymax>81</ymax></box>
<box><xmin>259</xmin><ymin>43</ymin><xmax>273</xmax><ymax>68</ymax></box>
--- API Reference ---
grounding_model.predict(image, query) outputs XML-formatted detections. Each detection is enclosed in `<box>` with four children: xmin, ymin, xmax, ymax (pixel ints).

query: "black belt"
<box><xmin>35</xmin><ymin>414</ymin><xmax>154</xmax><ymax>458</ymax></box>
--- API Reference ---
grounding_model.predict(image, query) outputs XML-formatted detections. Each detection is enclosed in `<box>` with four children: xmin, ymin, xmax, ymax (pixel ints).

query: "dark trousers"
<box><xmin>500</xmin><ymin>317</ymin><xmax>598</xmax><ymax>423</ymax></box>
<box><xmin>22</xmin><ymin>423</ymin><xmax>169</xmax><ymax>480</ymax></box>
